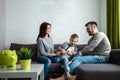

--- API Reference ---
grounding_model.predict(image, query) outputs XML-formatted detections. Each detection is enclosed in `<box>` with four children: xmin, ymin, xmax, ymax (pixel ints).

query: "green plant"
<box><xmin>17</xmin><ymin>47</ymin><xmax>33</xmax><ymax>60</ymax></box>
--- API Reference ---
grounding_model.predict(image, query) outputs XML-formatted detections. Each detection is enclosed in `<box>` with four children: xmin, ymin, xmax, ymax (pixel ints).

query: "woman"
<box><xmin>37</xmin><ymin>22</ymin><xmax>60</xmax><ymax>80</ymax></box>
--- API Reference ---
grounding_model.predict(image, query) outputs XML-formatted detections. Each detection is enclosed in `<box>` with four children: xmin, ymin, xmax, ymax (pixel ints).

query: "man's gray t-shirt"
<box><xmin>83</xmin><ymin>32</ymin><xmax>111</xmax><ymax>58</ymax></box>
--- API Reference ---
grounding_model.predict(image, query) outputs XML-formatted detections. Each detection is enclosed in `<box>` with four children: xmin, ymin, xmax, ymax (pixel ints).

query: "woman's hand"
<box><xmin>56</xmin><ymin>51</ymin><xmax>62</xmax><ymax>56</ymax></box>
<box><xmin>58</xmin><ymin>48</ymin><xmax>66</xmax><ymax>54</ymax></box>
<box><xmin>52</xmin><ymin>51</ymin><xmax>62</xmax><ymax>57</ymax></box>
<box><xmin>52</xmin><ymin>53</ymin><xmax>58</xmax><ymax>57</ymax></box>
<box><xmin>61</xmin><ymin>49</ymin><xmax>66</xmax><ymax>54</ymax></box>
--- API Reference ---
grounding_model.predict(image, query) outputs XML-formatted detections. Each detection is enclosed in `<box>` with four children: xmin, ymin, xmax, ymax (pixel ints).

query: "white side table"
<box><xmin>0</xmin><ymin>64</ymin><xmax>44</xmax><ymax>80</ymax></box>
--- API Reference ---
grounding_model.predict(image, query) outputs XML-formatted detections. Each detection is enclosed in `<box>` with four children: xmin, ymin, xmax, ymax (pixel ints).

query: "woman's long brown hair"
<box><xmin>36</xmin><ymin>22</ymin><xmax>51</xmax><ymax>41</ymax></box>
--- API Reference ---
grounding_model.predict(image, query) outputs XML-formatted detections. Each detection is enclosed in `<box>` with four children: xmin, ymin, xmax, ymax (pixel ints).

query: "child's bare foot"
<box><xmin>50</xmin><ymin>76</ymin><xmax>65</xmax><ymax>80</ymax></box>
<box><xmin>68</xmin><ymin>75</ymin><xmax>77</xmax><ymax>80</ymax></box>
<box><xmin>61</xmin><ymin>65</ymin><xmax>64</xmax><ymax>68</ymax></box>
<box><xmin>50</xmin><ymin>78</ymin><xmax>55</xmax><ymax>80</ymax></box>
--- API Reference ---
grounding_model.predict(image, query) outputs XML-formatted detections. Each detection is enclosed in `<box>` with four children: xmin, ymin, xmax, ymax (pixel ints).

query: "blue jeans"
<box><xmin>69</xmin><ymin>55</ymin><xmax>108</xmax><ymax>75</ymax></box>
<box><xmin>61</xmin><ymin>52</ymin><xmax>82</xmax><ymax>73</ymax></box>
<box><xmin>71</xmin><ymin>52</ymin><xmax>82</xmax><ymax>61</ymax></box>
<box><xmin>37</xmin><ymin>56</ymin><xmax>60</xmax><ymax>80</ymax></box>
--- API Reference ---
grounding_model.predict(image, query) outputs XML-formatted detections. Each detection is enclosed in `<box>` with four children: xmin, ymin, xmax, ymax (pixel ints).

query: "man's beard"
<box><xmin>88</xmin><ymin>32</ymin><xmax>92</xmax><ymax>36</ymax></box>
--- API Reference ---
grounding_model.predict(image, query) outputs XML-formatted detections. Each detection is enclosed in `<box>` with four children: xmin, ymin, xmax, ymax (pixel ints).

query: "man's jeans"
<box><xmin>69</xmin><ymin>55</ymin><xmax>108</xmax><ymax>74</ymax></box>
<box><xmin>37</xmin><ymin>56</ymin><xmax>60</xmax><ymax>80</ymax></box>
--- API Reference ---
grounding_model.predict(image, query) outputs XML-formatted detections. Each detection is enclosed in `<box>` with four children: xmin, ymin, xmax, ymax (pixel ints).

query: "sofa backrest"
<box><xmin>10</xmin><ymin>43</ymin><xmax>86</xmax><ymax>61</ymax></box>
<box><xmin>54</xmin><ymin>44</ymin><xmax>86</xmax><ymax>51</ymax></box>
<box><xmin>10</xmin><ymin>43</ymin><xmax>37</xmax><ymax>61</ymax></box>
<box><xmin>10</xmin><ymin>43</ymin><xmax>120</xmax><ymax>65</ymax></box>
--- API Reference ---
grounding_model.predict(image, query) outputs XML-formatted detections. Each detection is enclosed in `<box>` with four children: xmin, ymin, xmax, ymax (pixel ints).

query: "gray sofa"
<box><xmin>10</xmin><ymin>43</ymin><xmax>120</xmax><ymax>80</ymax></box>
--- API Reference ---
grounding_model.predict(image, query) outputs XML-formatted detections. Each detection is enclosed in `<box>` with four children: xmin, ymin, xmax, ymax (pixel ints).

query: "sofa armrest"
<box><xmin>108</xmin><ymin>49</ymin><xmax>120</xmax><ymax>64</ymax></box>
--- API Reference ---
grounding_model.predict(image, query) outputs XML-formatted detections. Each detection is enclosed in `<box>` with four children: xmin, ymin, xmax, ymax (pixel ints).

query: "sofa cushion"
<box><xmin>46</xmin><ymin>63</ymin><xmax>64</xmax><ymax>79</ymax></box>
<box><xmin>10</xmin><ymin>43</ymin><xmax>37</xmax><ymax>61</ymax></box>
<box><xmin>75</xmin><ymin>64</ymin><xmax>120</xmax><ymax>80</ymax></box>
<box><xmin>49</xmin><ymin>63</ymin><xmax>64</xmax><ymax>73</ymax></box>
<box><xmin>77</xmin><ymin>44</ymin><xmax>86</xmax><ymax>51</ymax></box>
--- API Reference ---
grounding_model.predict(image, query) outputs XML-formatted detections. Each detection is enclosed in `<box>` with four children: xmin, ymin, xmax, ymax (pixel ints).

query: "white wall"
<box><xmin>0</xmin><ymin>0</ymin><xmax>5</xmax><ymax>51</ymax></box>
<box><xmin>100</xmin><ymin>0</ymin><xmax>107</xmax><ymax>34</ymax></box>
<box><xmin>5</xmin><ymin>0</ymin><xmax>106</xmax><ymax>49</ymax></box>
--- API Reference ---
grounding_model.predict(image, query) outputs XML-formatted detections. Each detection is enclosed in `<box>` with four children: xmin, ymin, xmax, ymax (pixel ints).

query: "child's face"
<box><xmin>70</xmin><ymin>37</ymin><xmax>78</xmax><ymax>46</ymax></box>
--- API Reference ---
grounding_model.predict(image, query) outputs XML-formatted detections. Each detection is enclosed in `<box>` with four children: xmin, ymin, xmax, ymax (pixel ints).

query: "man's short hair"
<box><xmin>85</xmin><ymin>21</ymin><xmax>97</xmax><ymax>27</ymax></box>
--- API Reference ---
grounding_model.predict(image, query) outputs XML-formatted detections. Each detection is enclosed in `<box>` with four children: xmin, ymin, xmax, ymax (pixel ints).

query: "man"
<box><xmin>50</xmin><ymin>21</ymin><xmax>111</xmax><ymax>80</ymax></box>
<box><xmin>81</xmin><ymin>21</ymin><xmax>111</xmax><ymax>58</ymax></box>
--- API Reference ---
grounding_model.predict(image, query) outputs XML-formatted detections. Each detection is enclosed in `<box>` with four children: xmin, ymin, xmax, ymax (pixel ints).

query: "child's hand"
<box><xmin>67</xmin><ymin>51</ymin><xmax>73</xmax><ymax>56</ymax></box>
<box><xmin>71</xmin><ymin>51</ymin><xmax>76</xmax><ymax>55</ymax></box>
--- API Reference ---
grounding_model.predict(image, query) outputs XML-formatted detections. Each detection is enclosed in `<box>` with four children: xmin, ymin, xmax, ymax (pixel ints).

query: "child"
<box><xmin>58</xmin><ymin>33</ymin><xmax>81</xmax><ymax>73</ymax></box>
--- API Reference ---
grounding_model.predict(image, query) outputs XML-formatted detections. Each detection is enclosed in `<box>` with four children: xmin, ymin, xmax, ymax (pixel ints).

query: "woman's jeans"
<box><xmin>69</xmin><ymin>55</ymin><xmax>108</xmax><ymax>75</ymax></box>
<box><xmin>37</xmin><ymin>56</ymin><xmax>60</xmax><ymax>80</ymax></box>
